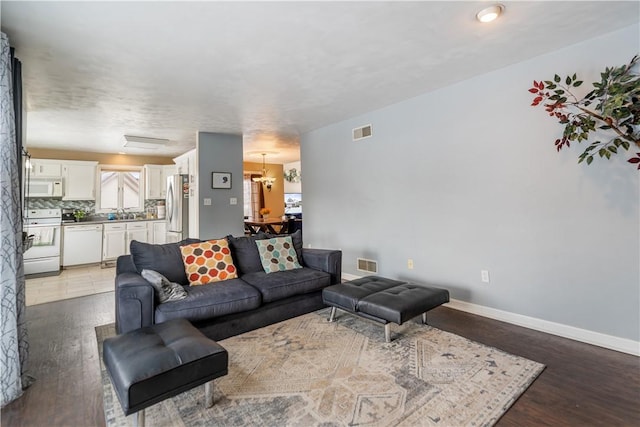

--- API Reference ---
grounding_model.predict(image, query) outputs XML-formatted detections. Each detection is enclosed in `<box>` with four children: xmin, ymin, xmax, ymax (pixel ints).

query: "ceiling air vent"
<box><xmin>352</xmin><ymin>124</ymin><xmax>372</xmax><ymax>141</ymax></box>
<box><xmin>357</xmin><ymin>257</ymin><xmax>378</xmax><ymax>274</ymax></box>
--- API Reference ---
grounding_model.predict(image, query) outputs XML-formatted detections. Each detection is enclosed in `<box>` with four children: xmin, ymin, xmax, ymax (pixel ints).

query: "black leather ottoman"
<box><xmin>322</xmin><ymin>276</ymin><xmax>449</xmax><ymax>342</ymax></box>
<box><xmin>103</xmin><ymin>318</ymin><xmax>228</xmax><ymax>427</ymax></box>
<box><xmin>322</xmin><ymin>276</ymin><xmax>405</xmax><ymax>312</ymax></box>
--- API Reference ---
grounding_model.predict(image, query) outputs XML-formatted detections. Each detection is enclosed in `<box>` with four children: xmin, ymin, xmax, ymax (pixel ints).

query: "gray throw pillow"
<box><xmin>141</xmin><ymin>269</ymin><xmax>188</xmax><ymax>303</ymax></box>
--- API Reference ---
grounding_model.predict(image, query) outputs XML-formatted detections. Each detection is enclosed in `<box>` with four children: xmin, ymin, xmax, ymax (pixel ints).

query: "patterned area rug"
<box><xmin>96</xmin><ymin>310</ymin><xmax>545</xmax><ymax>426</ymax></box>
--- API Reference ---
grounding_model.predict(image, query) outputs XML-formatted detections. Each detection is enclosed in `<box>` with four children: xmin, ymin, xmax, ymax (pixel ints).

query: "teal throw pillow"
<box><xmin>255</xmin><ymin>236</ymin><xmax>302</xmax><ymax>273</ymax></box>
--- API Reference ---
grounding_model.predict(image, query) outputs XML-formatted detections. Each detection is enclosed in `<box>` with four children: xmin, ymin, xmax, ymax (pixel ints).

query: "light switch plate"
<box><xmin>203</xmin><ymin>198</ymin><xmax>212</xmax><ymax>206</ymax></box>
<box><xmin>230</xmin><ymin>197</ymin><xmax>237</xmax><ymax>205</ymax></box>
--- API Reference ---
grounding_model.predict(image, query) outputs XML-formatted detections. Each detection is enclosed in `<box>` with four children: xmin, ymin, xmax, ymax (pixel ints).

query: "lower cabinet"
<box><xmin>102</xmin><ymin>222</ymin><xmax>151</xmax><ymax>262</ymax></box>
<box><xmin>102</xmin><ymin>223</ymin><xmax>126</xmax><ymax>262</ymax></box>
<box><xmin>152</xmin><ymin>221</ymin><xmax>166</xmax><ymax>244</ymax></box>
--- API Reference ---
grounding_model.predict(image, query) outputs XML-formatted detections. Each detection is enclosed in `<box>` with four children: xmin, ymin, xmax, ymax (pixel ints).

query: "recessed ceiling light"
<box><xmin>476</xmin><ymin>4</ymin><xmax>504</xmax><ymax>23</ymax></box>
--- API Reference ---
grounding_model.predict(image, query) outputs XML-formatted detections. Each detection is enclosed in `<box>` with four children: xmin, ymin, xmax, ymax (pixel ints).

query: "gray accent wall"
<box><xmin>197</xmin><ymin>132</ymin><xmax>245</xmax><ymax>239</ymax></box>
<box><xmin>301</xmin><ymin>24</ymin><xmax>640</xmax><ymax>342</ymax></box>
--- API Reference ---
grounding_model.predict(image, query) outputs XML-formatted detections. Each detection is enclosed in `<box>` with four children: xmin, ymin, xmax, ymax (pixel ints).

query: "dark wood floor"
<box><xmin>2</xmin><ymin>292</ymin><xmax>639</xmax><ymax>426</ymax></box>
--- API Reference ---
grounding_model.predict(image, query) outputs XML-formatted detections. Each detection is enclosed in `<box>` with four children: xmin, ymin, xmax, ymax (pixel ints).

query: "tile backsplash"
<box><xmin>25</xmin><ymin>198</ymin><xmax>162</xmax><ymax>219</ymax></box>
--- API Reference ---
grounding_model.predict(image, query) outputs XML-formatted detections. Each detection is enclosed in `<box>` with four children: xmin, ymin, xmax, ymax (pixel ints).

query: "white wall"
<box><xmin>301</xmin><ymin>25</ymin><xmax>640</xmax><ymax>343</ymax></box>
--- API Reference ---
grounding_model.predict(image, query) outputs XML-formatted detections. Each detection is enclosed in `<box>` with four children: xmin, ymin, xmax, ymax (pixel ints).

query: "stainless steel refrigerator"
<box><xmin>166</xmin><ymin>174</ymin><xmax>189</xmax><ymax>243</ymax></box>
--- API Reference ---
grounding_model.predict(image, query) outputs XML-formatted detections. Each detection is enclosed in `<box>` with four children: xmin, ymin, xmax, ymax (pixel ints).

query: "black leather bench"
<box><xmin>103</xmin><ymin>318</ymin><xmax>228</xmax><ymax>427</ymax></box>
<box><xmin>322</xmin><ymin>276</ymin><xmax>449</xmax><ymax>342</ymax></box>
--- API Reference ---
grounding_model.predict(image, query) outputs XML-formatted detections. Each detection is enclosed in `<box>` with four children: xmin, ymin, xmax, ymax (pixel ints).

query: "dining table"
<box><xmin>244</xmin><ymin>217</ymin><xmax>288</xmax><ymax>235</ymax></box>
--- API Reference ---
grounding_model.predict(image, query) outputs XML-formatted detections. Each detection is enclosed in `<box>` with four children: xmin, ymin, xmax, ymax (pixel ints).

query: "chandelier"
<box><xmin>252</xmin><ymin>153</ymin><xmax>276</xmax><ymax>191</ymax></box>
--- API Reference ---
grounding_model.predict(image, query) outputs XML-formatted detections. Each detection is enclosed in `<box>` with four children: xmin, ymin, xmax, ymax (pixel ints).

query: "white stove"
<box><xmin>24</xmin><ymin>208</ymin><xmax>62</xmax><ymax>275</ymax></box>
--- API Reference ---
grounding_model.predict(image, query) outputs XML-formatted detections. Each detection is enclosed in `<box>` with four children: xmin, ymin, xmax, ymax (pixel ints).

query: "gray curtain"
<box><xmin>1</xmin><ymin>31</ymin><xmax>29</xmax><ymax>407</ymax></box>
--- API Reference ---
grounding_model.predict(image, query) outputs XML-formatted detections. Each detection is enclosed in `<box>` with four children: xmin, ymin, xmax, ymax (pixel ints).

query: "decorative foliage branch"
<box><xmin>284</xmin><ymin>168</ymin><xmax>301</xmax><ymax>183</ymax></box>
<box><xmin>529</xmin><ymin>55</ymin><xmax>640</xmax><ymax>169</ymax></box>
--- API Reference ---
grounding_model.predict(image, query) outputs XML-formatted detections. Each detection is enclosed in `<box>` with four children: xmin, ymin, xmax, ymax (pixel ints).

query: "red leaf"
<box><xmin>554</xmin><ymin>139</ymin><xmax>561</xmax><ymax>146</ymax></box>
<box><xmin>528</xmin><ymin>88</ymin><xmax>538</xmax><ymax>93</ymax></box>
<box><xmin>628</xmin><ymin>158</ymin><xmax>640</xmax><ymax>164</ymax></box>
<box><xmin>537</xmin><ymin>81</ymin><xmax>545</xmax><ymax>90</ymax></box>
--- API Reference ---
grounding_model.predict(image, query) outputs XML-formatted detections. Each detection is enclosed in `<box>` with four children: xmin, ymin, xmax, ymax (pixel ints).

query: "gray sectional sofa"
<box><xmin>114</xmin><ymin>230</ymin><xmax>342</xmax><ymax>341</ymax></box>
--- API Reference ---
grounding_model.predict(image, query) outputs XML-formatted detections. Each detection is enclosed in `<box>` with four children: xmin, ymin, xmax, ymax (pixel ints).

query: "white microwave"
<box><xmin>27</xmin><ymin>178</ymin><xmax>63</xmax><ymax>198</ymax></box>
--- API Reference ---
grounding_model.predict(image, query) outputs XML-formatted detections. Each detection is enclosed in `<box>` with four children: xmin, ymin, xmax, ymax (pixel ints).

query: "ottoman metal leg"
<box><xmin>328</xmin><ymin>306</ymin><xmax>337</xmax><ymax>323</ymax></box>
<box><xmin>205</xmin><ymin>380</ymin><xmax>214</xmax><ymax>408</ymax></box>
<box><xmin>422</xmin><ymin>312</ymin><xmax>427</xmax><ymax>324</ymax></box>
<box><xmin>133</xmin><ymin>409</ymin><xmax>145</xmax><ymax>427</ymax></box>
<box><xmin>384</xmin><ymin>324</ymin><xmax>391</xmax><ymax>343</ymax></box>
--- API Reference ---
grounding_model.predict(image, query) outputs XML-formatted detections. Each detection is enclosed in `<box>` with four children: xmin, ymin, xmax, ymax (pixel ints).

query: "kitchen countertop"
<box><xmin>63</xmin><ymin>218</ymin><xmax>165</xmax><ymax>225</ymax></box>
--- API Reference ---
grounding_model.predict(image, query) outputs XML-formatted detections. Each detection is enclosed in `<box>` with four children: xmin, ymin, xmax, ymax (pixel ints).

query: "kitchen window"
<box><xmin>96</xmin><ymin>165</ymin><xmax>144</xmax><ymax>213</ymax></box>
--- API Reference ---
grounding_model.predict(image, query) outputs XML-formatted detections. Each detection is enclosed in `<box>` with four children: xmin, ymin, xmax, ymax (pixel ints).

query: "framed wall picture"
<box><xmin>212</xmin><ymin>172</ymin><xmax>232</xmax><ymax>189</ymax></box>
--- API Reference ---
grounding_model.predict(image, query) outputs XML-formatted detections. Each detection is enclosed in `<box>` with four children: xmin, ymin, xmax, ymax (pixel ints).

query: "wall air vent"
<box><xmin>352</xmin><ymin>124</ymin><xmax>372</xmax><ymax>141</ymax></box>
<box><xmin>357</xmin><ymin>257</ymin><xmax>378</xmax><ymax>274</ymax></box>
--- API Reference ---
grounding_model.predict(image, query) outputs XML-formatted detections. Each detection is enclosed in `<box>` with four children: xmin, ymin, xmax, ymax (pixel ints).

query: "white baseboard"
<box><xmin>339</xmin><ymin>274</ymin><xmax>640</xmax><ymax>356</ymax></box>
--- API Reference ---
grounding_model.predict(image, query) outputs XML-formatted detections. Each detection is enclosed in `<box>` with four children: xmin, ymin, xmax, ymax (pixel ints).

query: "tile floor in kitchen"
<box><xmin>25</xmin><ymin>264</ymin><xmax>115</xmax><ymax>306</ymax></box>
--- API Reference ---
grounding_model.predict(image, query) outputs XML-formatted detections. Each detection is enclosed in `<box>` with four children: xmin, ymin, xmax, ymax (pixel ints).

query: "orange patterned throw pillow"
<box><xmin>179</xmin><ymin>239</ymin><xmax>238</xmax><ymax>286</ymax></box>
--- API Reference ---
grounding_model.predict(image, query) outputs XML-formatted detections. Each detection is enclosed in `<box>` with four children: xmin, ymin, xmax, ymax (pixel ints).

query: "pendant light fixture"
<box><xmin>252</xmin><ymin>153</ymin><xmax>276</xmax><ymax>191</ymax></box>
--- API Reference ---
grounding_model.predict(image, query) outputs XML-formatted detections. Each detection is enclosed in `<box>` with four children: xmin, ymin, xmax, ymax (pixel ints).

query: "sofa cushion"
<box><xmin>154</xmin><ymin>278</ymin><xmax>262</xmax><ymax>323</ymax></box>
<box><xmin>241</xmin><ymin>267</ymin><xmax>331</xmax><ymax>303</ymax></box>
<box><xmin>226</xmin><ymin>233</ymin><xmax>267</xmax><ymax>275</ymax></box>
<box><xmin>255</xmin><ymin>236</ymin><xmax>302</xmax><ymax>273</ymax></box>
<box><xmin>130</xmin><ymin>239</ymin><xmax>200</xmax><ymax>286</ymax></box>
<box><xmin>180</xmin><ymin>239</ymin><xmax>238</xmax><ymax>286</ymax></box>
<box><xmin>266</xmin><ymin>229</ymin><xmax>303</xmax><ymax>264</ymax></box>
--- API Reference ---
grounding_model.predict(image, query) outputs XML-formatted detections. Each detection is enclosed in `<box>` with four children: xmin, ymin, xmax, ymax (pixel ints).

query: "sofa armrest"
<box><xmin>116</xmin><ymin>254</ymin><xmax>137</xmax><ymax>274</ymax></box>
<box><xmin>115</xmin><ymin>272</ymin><xmax>156</xmax><ymax>334</ymax></box>
<box><xmin>301</xmin><ymin>248</ymin><xmax>342</xmax><ymax>285</ymax></box>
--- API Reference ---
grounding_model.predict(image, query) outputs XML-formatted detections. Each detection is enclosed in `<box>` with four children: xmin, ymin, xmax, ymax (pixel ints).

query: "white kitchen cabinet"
<box><xmin>144</xmin><ymin>164</ymin><xmax>178</xmax><ymax>200</ymax></box>
<box><xmin>62</xmin><ymin>160</ymin><xmax>97</xmax><ymax>200</ymax></box>
<box><xmin>143</xmin><ymin>165</ymin><xmax>163</xmax><ymax>199</ymax></box>
<box><xmin>30</xmin><ymin>159</ymin><xmax>62</xmax><ymax>177</ymax></box>
<box><xmin>102</xmin><ymin>223</ymin><xmax>127</xmax><ymax>261</ymax></box>
<box><xmin>63</xmin><ymin>224</ymin><xmax>103</xmax><ymax>266</ymax></box>
<box><xmin>172</xmin><ymin>151</ymin><xmax>190</xmax><ymax>175</ymax></box>
<box><xmin>152</xmin><ymin>220</ymin><xmax>167</xmax><ymax>244</ymax></box>
<box><xmin>103</xmin><ymin>221</ymin><xmax>153</xmax><ymax>261</ymax></box>
<box><xmin>126</xmin><ymin>222</ymin><xmax>149</xmax><ymax>253</ymax></box>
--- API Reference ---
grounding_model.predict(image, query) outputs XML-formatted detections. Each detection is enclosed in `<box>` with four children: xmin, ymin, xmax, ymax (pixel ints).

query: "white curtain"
<box><xmin>0</xmin><ymin>31</ymin><xmax>29</xmax><ymax>407</ymax></box>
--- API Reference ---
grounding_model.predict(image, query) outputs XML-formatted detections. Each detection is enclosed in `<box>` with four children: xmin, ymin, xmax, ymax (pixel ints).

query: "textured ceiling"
<box><xmin>2</xmin><ymin>1</ymin><xmax>638</xmax><ymax>164</ymax></box>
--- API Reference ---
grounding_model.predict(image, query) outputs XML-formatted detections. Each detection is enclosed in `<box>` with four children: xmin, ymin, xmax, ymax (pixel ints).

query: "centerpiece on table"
<box><xmin>259</xmin><ymin>208</ymin><xmax>271</xmax><ymax>219</ymax></box>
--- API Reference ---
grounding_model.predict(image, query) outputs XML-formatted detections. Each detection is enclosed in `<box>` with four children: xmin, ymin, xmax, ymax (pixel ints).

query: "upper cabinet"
<box><xmin>143</xmin><ymin>165</ymin><xmax>163</xmax><ymax>199</ymax></box>
<box><xmin>30</xmin><ymin>159</ymin><xmax>62</xmax><ymax>177</ymax></box>
<box><xmin>143</xmin><ymin>164</ymin><xmax>178</xmax><ymax>200</ymax></box>
<box><xmin>62</xmin><ymin>160</ymin><xmax>98</xmax><ymax>200</ymax></box>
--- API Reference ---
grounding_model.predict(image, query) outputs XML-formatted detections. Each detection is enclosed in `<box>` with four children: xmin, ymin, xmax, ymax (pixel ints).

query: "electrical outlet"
<box><xmin>481</xmin><ymin>270</ymin><xmax>490</xmax><ymax>283</ymax></box>
<box><xmin>203</xmin><ymin>198</ymin><xmax>212</xmax><ymax>206</ymax></box>
<box><xmin>230</xmin><ymin>197</ymin><xmax>237</xmax><ymax>205</ymax></box>
<box><xmin>407</xmin><ymin>259</ymin><xmax>414</xmax><ymax>270</ymax></box>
